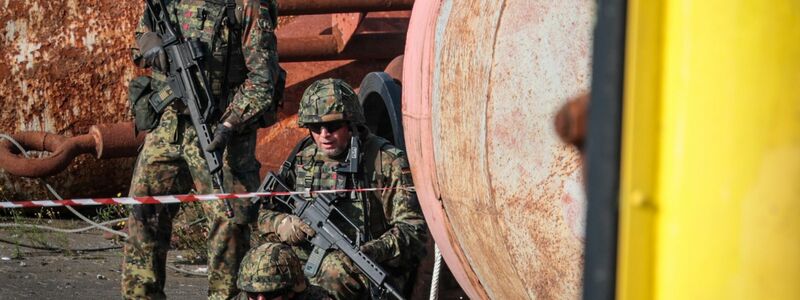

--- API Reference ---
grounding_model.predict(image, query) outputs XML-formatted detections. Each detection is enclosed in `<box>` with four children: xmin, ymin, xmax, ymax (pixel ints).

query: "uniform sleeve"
<box><xmin>364</xmin><ymin>152</ymin><xmax>428</xmax><ymax>266</ymax></box>
<box><xmin>257</xmin><ymin>158</ymin><xmax>296</xmax><ymax>238</ymax></box>
<box><xmin>220</xmin><ymin>0</ymin><xmax>278</xmax><ymax>126</ymax></box>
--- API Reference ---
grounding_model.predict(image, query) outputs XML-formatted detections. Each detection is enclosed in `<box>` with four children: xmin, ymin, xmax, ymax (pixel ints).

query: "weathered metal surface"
<box><xmin>278</xmin><ymin>32</ymin><xmax>406</xmax><ymax>62</ymax></box>
<box><xmin>404</xmin><ymin>0</ymin><xmax>594</xmax><ymax>298</ymax></box>
<box><xmin>0</xmin><ymin>1</ymin><xmax>142</xmax><ymax>134</ymax></box>
<box><xmin>0</xmin><ymin>130</ymin><xmax>96</xmax><ymax>178</ymax></box>
<box><xmin>277</xmin><ymin>0</ymin><xmax>414</xmax><ymax>15</ymax></box>
<box><xmin>0</xmin><ymin>122</ymin><xmax>142</xmax><ymax>174</ymax></box>
<box><xmin>0</xmin><ymin>1</ymin><xmax>409</xmax><ymax>200</ymax></box>
<box><xmin>0</xmin><ymin>1</ymin><xmax>144</xmax><ymax>200</ymax></box>
<box><xmin>91</xmin><ymin>122</ymin><xmax>145</xmax><ymax>159</ymax></box>
<box><xmin>403</xmin><ymin>1</ymin><xmax>487</xmax><ymax>299</ymax></box>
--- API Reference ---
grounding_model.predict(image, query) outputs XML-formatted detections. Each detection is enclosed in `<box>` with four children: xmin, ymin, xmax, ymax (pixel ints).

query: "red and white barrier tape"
<box><xmin>0</xmin><ymin>187</ymin><xmax>413</xmax><ymax>209</ymax></box>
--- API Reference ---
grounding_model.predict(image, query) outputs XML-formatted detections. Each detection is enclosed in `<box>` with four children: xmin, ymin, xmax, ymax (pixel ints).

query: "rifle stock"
<box><xmin>256</xmin><ymin>172</ymin><xmax>406</xmax><ymax>300</ymax></box>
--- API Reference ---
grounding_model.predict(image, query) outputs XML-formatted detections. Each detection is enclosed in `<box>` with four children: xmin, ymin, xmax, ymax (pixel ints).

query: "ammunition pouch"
<box><xmin>129</xmin><ymin>75</ymin><xmax>179</xmax><ymax>132</ymax></box>
<box><xmin>128</xmin><ymin>76</ymin><xmax>160</xmax><ymax>132</ymax></box>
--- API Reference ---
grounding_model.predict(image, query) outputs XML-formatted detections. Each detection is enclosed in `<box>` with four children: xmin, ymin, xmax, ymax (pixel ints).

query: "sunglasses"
<box><xmin>307</xmin><ymin>121</ymin><xmax>348</xmax><ymax>134</ymax></box>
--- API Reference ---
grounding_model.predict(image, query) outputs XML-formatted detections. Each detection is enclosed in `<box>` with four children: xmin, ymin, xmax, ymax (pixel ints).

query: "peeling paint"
<box><xmin>0</xmin><ymin>2</ymin><xmax>406</xmax><ymax>202</ymax></box>
<box><xmin>0</xmin><ymin>0</ymin><xmax>145</xmax><ymax>199</ymax></box>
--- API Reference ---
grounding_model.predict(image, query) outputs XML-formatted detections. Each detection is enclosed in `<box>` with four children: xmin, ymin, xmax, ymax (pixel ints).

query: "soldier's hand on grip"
<box><xmin>136</xmin><ymin>32</ymin><xmax>169</xmax><ymax>73</ymax></box>
<box><xmin>205</xmin><ymin>124</ymin><xmax>233</xmax><ymax>152</ymax></box>
<box><xmin>277</xmin><ymin>214</ymin><xmax>316</xmax><ymax>245</ymax></box>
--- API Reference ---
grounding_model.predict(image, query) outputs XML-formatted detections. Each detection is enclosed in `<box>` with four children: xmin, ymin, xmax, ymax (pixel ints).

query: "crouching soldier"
<box><xmin>255</xmin><ymin>78</ymin><xmax>428</xmax><ymax>299</ymax></box>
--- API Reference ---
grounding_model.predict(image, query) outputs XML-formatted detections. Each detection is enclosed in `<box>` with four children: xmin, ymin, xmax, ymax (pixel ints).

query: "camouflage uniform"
<box><xmin>122</xmin><ymin>0</ymin><xmax>279</xmax><ymax>299</ymax></box>
<box><xmin>237</xmin><ymin>242</ymin><xmax>307</xmax><ymax>295</ymax></box>
<box><xmin>258</xmin><ymin>79</ymin><xmax>428</xmax><ymax>300</ymax></box>
<box><xmin>236</xmin><ymin>241</ymin><xmax>332</xmax><ymax>300</ymax></box>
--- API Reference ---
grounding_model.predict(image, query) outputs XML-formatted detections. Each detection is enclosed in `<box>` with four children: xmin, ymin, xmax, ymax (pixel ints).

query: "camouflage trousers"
<box><xmin>122</xmin><ymin>108</ymin><xmax>260</xmax><ymax>300</ymax></box>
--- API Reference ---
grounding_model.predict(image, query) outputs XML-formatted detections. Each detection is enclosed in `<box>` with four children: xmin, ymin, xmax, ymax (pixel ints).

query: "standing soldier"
<box><xmin>257</xmin><ymin>78</ymin><xmax>428</xmax><ymax>299</ymax></box>
<box><xmin>123</xmin><ymin>0</ymin><xmax>280</xmax><ymax>299</ymax></box>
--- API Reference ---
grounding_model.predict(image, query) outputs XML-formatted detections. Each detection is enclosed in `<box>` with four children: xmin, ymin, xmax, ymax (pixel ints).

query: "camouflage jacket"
<box><xmin>259</xmin><ymin>134</ymin><xmax>428</xmax><ymax>270</ymax></box>
<box><xmin>132</xmin><ymin>0</ymin><xmax>279</xmax><ymax>128</ymax></box>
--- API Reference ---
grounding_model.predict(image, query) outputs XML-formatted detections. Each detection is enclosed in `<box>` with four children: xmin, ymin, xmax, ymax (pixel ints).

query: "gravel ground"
<box><xmin>0</xmin><ymin>219</ymin><xmax>207</xmax><ymax>299</ymax></box>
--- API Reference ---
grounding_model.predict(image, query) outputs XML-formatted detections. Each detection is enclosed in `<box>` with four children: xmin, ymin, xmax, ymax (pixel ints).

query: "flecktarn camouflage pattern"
<box><xmin>297</xmin><ymin>78</ymin><xmax>365</xmax><ymax>126</ymax></box>
<box><xmin>258</xmin><ymin>78</ymin><xmax>427</xmax><ymax>299</ymax></box>
<box><xmin>123</xmin><ymin>0</ymin><xmax>279</xmax><ymax>299</ymax></box>
<box><xmin>238</xmin><ymin>242</ymin><xmax>307</xmax><ymax>293</ymax></box>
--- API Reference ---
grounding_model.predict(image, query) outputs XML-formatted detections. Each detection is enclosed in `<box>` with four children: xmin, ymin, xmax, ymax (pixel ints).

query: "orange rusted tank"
<box><xmin>403</xmin><ymin>0</ymin><xmax>595</xmax><ymax>298</ymax></box>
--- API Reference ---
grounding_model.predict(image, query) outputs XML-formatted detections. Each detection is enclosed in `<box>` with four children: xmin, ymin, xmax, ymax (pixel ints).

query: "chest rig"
<box><xmin>148</xmin><ymin>0</ymin><xmax>246</xmax><ymax>112</ymax></box>
<box><xmin>281</xmin><ymin>136</ymin><xmax>391</xmax><ymax>248</ymax></box>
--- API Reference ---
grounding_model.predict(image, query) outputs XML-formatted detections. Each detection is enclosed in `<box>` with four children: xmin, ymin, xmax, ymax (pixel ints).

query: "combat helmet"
<box><xmin>297</xmin><ymin>78</ymin><xmax>365</xmax><ymax>127</ymax></box>
<box><xmin>237</xmin><ymin>242</ymin><xmax>307</xmax><ymax>294</ymax></box>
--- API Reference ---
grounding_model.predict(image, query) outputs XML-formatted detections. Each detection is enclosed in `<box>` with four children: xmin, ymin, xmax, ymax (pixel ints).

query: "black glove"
<box><xmin>136</xmin><ymin>32</ymin><xmax>169</xmax><ymax>72</ymax></box>
<box><xmin>205</xmin><ymin>124</ymin><xmax>233</xmax><ymax>152</ymax></box>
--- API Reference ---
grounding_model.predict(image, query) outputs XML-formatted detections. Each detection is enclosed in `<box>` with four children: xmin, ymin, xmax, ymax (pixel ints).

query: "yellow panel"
<box><xmin>621</xmin><ymin>0</ymin><xmax>800</xmax><ymax>299</ymax></box>
<box><xmin>617</xmin><ymin>0</ymin><xmax>664</xmax><ymax>299</ymax></box>
<box><xmin>658</xmin><ymin>1</ymin><xmax>800</xmax><ymax>299</ymax></box>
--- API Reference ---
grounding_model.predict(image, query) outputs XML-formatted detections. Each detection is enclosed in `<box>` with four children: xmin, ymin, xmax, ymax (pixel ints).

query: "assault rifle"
<box><xmin>256</xmin><ymin>172</ymin><xmax>406</xmax><ymax>300</ymax></box>
<box><xmin>144</xmin><ymin>0</ymin><xmax>234</xmax><ymax>217</ymax></box>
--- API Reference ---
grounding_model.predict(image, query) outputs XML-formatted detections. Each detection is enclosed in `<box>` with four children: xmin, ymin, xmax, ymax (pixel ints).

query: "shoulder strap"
<box><xmin>207</xmin><ymin>0</ymin><xmax>240</xmax><ymax>107</ymax></box>
<box><xmin>360</xmin><ymin>136</ymin><xmax>390</xmax><ymax>187</ymax></box>
<box><xmin>358</xmin><ymin>136</ymin><xmax>391</xmax><ymax>239</ymax></box>
<box><xmin>279</xmin><ymin>136</ymin><xmax>314</xmax><ymax>179</ymax></box>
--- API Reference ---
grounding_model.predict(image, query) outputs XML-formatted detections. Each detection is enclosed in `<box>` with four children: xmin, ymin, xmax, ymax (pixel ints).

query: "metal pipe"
<box><xmin>278</xmin><ymin>32</ymin><xmax>406</xmax><ymax>62</ymax></box>
<box><xmin>0</xmin><ymin>122</ymin><xmax>144</xmax><ymax>178</ymax></box>
<box><xmin>278</xmin><ymin>0</ymin><xmax>414</xmax><ymax>15</ymax></box>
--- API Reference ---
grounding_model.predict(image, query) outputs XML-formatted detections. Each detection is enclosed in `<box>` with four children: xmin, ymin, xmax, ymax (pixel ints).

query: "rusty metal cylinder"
<box><xmin>90</xmin><ymin>122</ymin><xmax>145</xmax><ymax>159</ymax></box>
<box><xmin>403</xmin><ymin>0</ymin><xmax>595</xmax><ymax>299</ymax></box>
<box><xmin>278</xmin><ymin>32</ymin><xmax>407</xmax><ymax>62</ymax></box>
<box><xmin>278</xmin><ymin>0</ymin><xmax>414</xmax><ymax>15</ymax></box>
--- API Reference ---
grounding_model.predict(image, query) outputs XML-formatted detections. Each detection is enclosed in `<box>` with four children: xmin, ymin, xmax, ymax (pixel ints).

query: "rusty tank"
<box><xmin>402</xmin><ymin>0</ymin><xmax>594</xmax><ymax>298</ymax></box>
<box><xmin>1</xmin><ymin>0</ymin><xmax>594</xmax><ymax>299</ymax></box>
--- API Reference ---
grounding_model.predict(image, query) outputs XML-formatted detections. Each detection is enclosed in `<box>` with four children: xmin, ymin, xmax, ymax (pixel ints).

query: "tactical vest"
<box><xmin>146</xmin><ymin>0</ymin><xmax>278</xmax><ymax>111</ymax></box>
<box><xmin>287</xmin><ymin>135</ymin><xmax>392</xmax><ymax>244</ymax></box>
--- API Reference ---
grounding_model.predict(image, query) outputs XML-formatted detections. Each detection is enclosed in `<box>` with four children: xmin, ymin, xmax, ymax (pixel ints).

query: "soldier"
<box><xmin>236</xmin><ymin>242</ymin><xmax>308</xmax><ymax>300</ymax></box>
<box><xmin>257</xmin><ymin>78</ymin><xmax>428</xmax><ymax>299</ymax></box>
<box><xmin>122</xmin><ymin>0</ymin><xmax>280</xmax><ymax>299</ymax></box>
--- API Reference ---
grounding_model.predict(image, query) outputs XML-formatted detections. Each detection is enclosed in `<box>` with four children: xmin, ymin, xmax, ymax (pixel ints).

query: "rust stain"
<box><xmin>0</xmin><ymin>1</ymin><xmax>144</xmax><ymax>199</ymax></box>
<box><xmin>0</xmin><ymin>2</ymin><xmax>405</xmax><ymax>200</ymax></box>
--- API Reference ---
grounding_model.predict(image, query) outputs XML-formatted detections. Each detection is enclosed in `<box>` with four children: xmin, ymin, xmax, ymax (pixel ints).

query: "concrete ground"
<box><xmin>0</xmin><ymin>218</ymin><xmax>207</xmax><ymax>299</ymax></box>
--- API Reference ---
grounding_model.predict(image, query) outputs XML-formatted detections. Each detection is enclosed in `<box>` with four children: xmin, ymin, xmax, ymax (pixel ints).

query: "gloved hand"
<box><xmin>136</xmin><ymin>32</ymin><xmax>169</xmax><ymax>72</ymax></box>
<box><xmin>359</xmin><ymin>239</ymin><xmax>389</xmax><ymax>262</ymax></box>
<box><xmin>205</xmin><ymin>123</ymin><xmax>233</xmax><ymax>152</ymax></box>
<box><xmin>276</xmin><ymin>215</ymin><xmax>315</xmax><ymax>245</ymax></box>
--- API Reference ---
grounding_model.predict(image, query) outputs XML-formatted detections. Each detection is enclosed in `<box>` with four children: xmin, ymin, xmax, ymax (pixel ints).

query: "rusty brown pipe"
<box><xmin>554</xmin><ymin>92</ymin><xmax>589</xmax><ymax>151</ymax></box>
<box><xmin>278</xmin><ymin>32</ymin><xmax>406</xmax><ymax>62</ymax></box>
<box><xmin>278</xmin><ymin>0</ymin><xmax>414</xmax><ymax>15</ymax></box>
<box><xmin>0</xmin><ymin>122</ymin><xmax>144</xmax><ymax>178</ymax></box>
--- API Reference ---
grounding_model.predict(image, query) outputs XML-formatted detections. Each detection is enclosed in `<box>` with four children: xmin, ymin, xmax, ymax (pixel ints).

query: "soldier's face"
<box><xmin>308</xmin><ymin>121</ymin><xmax>351</xmax><ymax>157</ymax></box>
